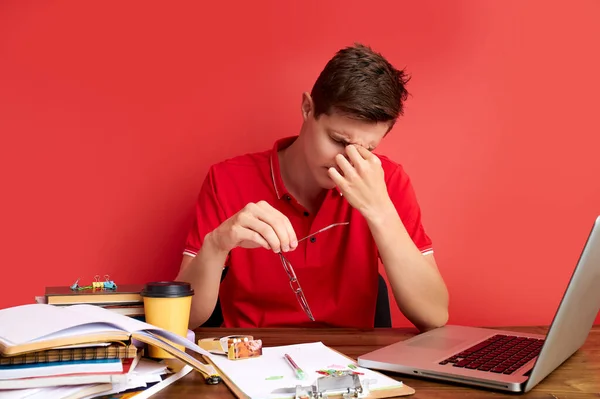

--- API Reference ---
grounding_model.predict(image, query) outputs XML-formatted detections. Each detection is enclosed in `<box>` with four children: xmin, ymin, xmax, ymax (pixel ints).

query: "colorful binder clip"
<box><xmin>70</xmin><ymin>275</ymin><xmax>118</xmax><ymax>291</ymax></box>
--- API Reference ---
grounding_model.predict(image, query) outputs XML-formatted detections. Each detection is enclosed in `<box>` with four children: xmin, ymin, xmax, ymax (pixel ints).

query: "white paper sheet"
<box><xmin>208</xmin><ymin>342</ymin><xmax>403</xmax><ymax>399</ymax></box>
<box><xmin>129</xmin><ymin>365</ymin><xmax>193</xmax><ymax>399</ymax></box>
<box><xmin>78</xmin><ymin>358</ymin><xmax>171</xmax><ymax>399</ymax></box>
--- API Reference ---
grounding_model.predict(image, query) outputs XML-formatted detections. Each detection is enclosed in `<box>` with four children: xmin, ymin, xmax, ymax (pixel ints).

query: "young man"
<box><xmin>177</xmin><ymin>43</ymin><xmax>449</xmax><ymax>332</ymax></box>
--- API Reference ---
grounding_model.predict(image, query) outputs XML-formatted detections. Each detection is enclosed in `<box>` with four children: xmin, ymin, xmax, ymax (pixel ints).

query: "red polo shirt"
<box><xmin>183</xmin><ymin>137</ymin><xmax>433</xmax><ymax>328</ymax></box>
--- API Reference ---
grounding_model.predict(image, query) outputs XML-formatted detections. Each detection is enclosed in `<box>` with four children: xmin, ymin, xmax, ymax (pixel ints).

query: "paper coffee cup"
<box><xmin>140</xmin><ymin>281</ymin><xmax>194</xmax><ymax>359</ymax></box>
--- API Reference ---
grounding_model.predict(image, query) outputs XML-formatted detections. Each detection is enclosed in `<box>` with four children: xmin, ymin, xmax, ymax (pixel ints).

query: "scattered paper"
<box><xmin>208</xmin><ymin>342</ymin><xmax>403</xmax><ymax>399</ymax></box>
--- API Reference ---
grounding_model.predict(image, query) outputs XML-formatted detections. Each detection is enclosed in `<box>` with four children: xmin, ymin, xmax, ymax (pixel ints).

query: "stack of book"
<box><xmin>39</xmin><ymin>284</ymin><xmax>146</xmax><ymax>320</ymax></box>
<box><xmin>0</xmin><ymin>303</ymin><xmax>217</xmax><ymax>399</ymax></box>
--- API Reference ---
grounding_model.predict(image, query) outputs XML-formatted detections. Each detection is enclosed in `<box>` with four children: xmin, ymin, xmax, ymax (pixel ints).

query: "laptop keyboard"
<box><xmin>439</xmin><ymin>334</ymin><xmax>544</xmax><ymax>374</ymax></box>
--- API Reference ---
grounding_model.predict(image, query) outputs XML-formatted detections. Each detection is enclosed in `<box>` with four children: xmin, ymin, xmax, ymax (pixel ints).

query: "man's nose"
<box><xmin>335</xmin><ymin>149</ymin><xmax>350</xmax><ymax>160</ymax></box>
<box><xmin>332</xmin><ymin>153</ymin><xmax>353</xmax><ymax>169</ymax></box>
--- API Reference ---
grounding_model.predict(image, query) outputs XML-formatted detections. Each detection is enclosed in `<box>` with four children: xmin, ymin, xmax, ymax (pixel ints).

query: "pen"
<box><xmin>284</xmin><ymin>353</ymin><xmax>306</xmax><ymax>380</ymax></box>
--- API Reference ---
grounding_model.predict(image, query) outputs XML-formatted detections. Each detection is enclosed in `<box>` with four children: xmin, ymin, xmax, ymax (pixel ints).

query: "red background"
<box><xmin>1</xmin><ymin>1</ymin><xmax>599</xmax><ymax>327</ymax></box>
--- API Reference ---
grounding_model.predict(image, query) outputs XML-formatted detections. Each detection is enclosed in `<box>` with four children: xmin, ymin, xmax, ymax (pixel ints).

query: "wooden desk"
<box><xmin>153</xmin><ymin>326</ymin><xmax>600</xmax><ymax>398</ymax></box>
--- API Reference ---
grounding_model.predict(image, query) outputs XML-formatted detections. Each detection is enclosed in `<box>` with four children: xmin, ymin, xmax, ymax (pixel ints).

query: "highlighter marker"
<box><xmin>284</xmin><ymin>353</ymin><xmax>306</xmax><ymax>380</ymax></box>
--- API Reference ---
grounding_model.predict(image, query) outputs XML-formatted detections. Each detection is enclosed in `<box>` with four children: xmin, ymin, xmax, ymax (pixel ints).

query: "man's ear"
<box><xmin>301</xmin><ymin>92</ymin><xmax>314</xmax><ymax>121</ymax></box>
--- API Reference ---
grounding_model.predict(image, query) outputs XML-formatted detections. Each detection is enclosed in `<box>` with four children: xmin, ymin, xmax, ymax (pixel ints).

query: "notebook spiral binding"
<box><xmin>0</xmin><ymin>342</ymin><xmax>134</xmax><ymax>366</ymax></box>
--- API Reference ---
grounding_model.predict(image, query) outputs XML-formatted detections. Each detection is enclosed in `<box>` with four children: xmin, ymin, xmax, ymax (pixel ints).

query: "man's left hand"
<box><xmin>328</xmin><ymin>145</ymin><xmax>394</xmax><ymax>222</ymax></box>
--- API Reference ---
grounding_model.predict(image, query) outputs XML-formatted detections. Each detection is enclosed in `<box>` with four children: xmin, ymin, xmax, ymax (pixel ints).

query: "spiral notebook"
<box><xmin>0</xmin><ymin>304</ymin><xmax>217</xmax><ymax>380</ymax></box>
<box><xmin>202</xmin><ymin>342</ymin><xmax>414</xmax><ymax>399</ymax></box>
<box><xmin>0</xmin><ymin>343</ymin><xmax>138</xmax><ymax>366</ymax></box>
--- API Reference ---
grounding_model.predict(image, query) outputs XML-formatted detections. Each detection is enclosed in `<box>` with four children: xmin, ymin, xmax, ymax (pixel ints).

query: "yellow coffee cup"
<box><xmin>140</xmin><ymin>281</ymin><xmax>194</xmax><ymax>359</ymax></box>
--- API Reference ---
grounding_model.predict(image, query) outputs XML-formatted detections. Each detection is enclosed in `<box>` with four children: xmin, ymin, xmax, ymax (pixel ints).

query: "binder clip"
<box><xmin>70</xmin><ymin>275</ymin><xmax>117</xmax><ymax>291</ymax></box>
<box><xmin>102</xmin><ymin>275</ymin><xmax>117</xmax><ymax>289</ymax></box>
<box><xmin>276</xmin><ymin>373</ymin><xmax>368</xmax><ymax>399</ymax></box>
<box><xmin>70</xmin><ymin>278</ymin><xmax>81</xmax><ymax>291</ymax></box>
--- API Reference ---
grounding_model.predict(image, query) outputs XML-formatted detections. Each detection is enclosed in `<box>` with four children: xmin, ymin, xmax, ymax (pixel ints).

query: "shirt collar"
<box><xmin>269</xmin><ymin>136</ymin><xmax>296</xmax><ymax>200</ymax></box>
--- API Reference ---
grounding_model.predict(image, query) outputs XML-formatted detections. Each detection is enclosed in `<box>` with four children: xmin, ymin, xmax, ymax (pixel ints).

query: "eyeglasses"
<box><xmin>278</xmin><ymin>222</ymin><xmax>349</xmax><ymax>321</ymax></box>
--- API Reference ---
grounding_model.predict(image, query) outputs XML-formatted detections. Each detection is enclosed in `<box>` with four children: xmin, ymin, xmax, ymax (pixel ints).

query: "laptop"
<box><xmin>357</xmin><ymin>215</ymin><xmax>600</xmax><ymax>393</ymax></box>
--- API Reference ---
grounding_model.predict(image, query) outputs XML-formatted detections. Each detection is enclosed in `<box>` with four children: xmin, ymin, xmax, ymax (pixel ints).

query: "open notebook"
<box><xmin>0</xmin><ymin>304</ymin><xmax>217</xmax><ymax>379</ymax></box>
<box><xmin>204</xmin><ymin>342</ymin><xmax>414</xmax><ymax>399</ymax></box>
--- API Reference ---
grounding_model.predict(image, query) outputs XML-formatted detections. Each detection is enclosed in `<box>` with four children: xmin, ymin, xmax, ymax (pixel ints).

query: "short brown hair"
<box><xmin>310</xmin><ymin>43</ymin><xmax>410</xmax><ymax>127</ymax></box>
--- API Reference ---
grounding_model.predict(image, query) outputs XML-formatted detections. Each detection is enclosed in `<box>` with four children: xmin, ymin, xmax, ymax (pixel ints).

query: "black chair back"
<box><xmin>201</xmin><ymin>269</ymin><xmax>392</xmax><ymax>328</ymax></box>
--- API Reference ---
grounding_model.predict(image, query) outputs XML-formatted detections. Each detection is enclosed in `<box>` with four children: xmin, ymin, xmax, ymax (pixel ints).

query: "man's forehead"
<box><xmin>323</xmin><ymin>113</ymin><xmax>389</xmax><ymax>136</ymax></box>
<box><xmin>325</xmin><ymin>121</ymin><xmax>387</xmax><ymax>149</ymax></box>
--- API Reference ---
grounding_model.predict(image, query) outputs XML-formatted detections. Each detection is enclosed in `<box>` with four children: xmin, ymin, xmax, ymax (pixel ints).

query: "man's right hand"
<box><xmin>206</xmin><ymin>201</ymin><xmax>298</xmax><ymax>255</ymax></box>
